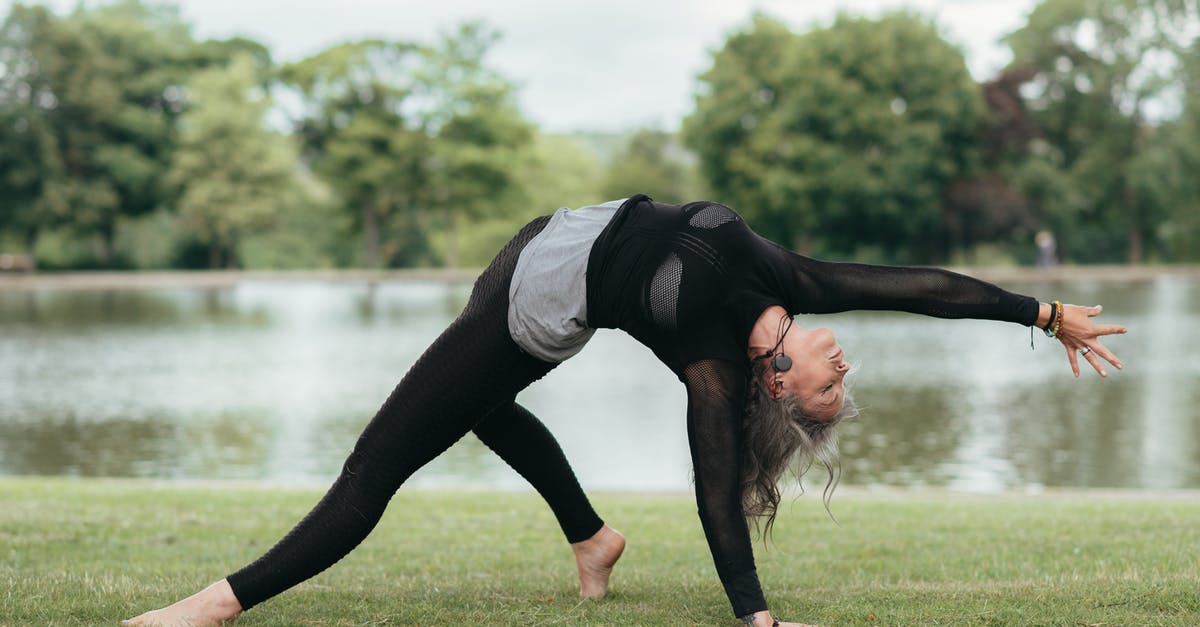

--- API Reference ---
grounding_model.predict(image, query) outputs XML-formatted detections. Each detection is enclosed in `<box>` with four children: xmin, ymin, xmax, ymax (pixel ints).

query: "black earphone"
<box><xmin>753</xmin><ymin>313</ymin><xmax>794</xmax><ymax>373</ymax></box>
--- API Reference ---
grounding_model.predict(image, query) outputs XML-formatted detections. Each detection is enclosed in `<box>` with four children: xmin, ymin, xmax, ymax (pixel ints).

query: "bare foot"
<box><xmin>122</xmin><ymin>579</ymin><xmax>243</xmax><ymax>627</ymax></box>
<box><xmin>570</xmin><ymin>524</ymin><xmax>625</xmax><ymax>598</ymax></box>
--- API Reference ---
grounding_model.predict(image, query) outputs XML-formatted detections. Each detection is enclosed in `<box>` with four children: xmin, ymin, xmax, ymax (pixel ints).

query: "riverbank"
<box><xmin>0</xmin><ymin>268</ymin><xmax>480</xmax><ymax>291</ymax></box>
<box><xmin>3</xmin><ymin>477</ymin><xmax>1197</xmax><ymax>625</ymax></box>
<box><xmin>3</xmin><ymin>264</ymin><xmax>1200</xmax><ymax>291</ymax></box>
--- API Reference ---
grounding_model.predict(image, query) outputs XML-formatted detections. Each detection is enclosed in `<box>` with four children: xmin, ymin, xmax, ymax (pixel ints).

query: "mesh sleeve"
<box><xmin>780</xmin><ymin>250</ymin><xmax>1040</xmax><ymax>325</ymax></box>
<box><xmin>683</xmin><ymin>359</ymin><xmax>768</xmax><ymax>617</ymax></box>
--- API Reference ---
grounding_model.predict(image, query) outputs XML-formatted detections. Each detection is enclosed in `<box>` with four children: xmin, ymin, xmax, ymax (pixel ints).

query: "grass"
<box><xmin>1</xmin><ymin>478</ymin><xmax>1198</xmax><ymax>626</ymax></box>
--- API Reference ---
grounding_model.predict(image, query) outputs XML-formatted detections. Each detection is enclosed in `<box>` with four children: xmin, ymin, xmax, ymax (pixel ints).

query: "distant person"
<box><xmin>1036</xmin><ymin>230</ymin><xmax>1059</xmax><ymax>269</ymax></box>
<box><xmin>123</xmin><ymin>195</ymin><xmax>1126</xmax><ymax>627</ymax></box>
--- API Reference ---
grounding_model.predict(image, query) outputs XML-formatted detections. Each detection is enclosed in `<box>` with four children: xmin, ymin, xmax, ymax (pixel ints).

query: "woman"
<box><xmin>123</xmin><ymin>195</ymin><xmax>1125</xmax><ymax>627</ymax></box>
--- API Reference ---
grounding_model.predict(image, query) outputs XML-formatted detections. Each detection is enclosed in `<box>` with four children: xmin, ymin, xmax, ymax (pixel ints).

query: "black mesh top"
<box><xmin>585</xmin><ymin>195</ymin><xmax>1040</xmax><ymax>616</ymax></box>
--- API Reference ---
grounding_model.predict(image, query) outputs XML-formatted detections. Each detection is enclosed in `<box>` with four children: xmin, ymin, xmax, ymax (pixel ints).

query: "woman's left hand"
<box><xmin>1055</xmin><ymin>303</ymin><xmax>1127</xmax><ymax>377</ymax></box>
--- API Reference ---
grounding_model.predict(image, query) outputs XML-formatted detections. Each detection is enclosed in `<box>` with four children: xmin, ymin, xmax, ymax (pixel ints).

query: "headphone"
<box><xmin>754</xmin><ymin>314</ymin><xmax>794</xmax><ymax>373</ymax></box>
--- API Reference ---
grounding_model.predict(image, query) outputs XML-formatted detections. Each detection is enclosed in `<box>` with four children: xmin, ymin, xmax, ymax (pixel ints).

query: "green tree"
<box><xmin>0</xmin><ymin>5</ymin><xmax>52</xmax><ymax>263</ymax></box>
<box><xmin>189</xmin><ymin>36</ymin><xmax>273</xmax><ymax>84</ymax></box>
<box><xmin>59</xmin><ymin>0</ymin><xmax>197</xmax><ymax>265</ymax></box>
<box><xmin>599</xmin><ymin>129</ymin><xmax>701</xmax><ymax>203</ymax></box>
<box><xmin>0</xmin><ymin>4</ymin><xmax>107</xmax><ymax>266</ymax></box>
<box><xmin>418</xmin><ymin>23</ymin><xmax>532</xmax><ymax>268</ymax></box>
<box><xmin>1153</xmin><ymin>36</ymin><xmax>1200</xmax><ymax>261</ymax></box>
<box><xmin>684</xmin><ymin>13</ymin><xmax>984</xmax><ymax>261</ymax></box>
<box><xmin>519</xmin><ymin>133</ymin><xmax>604</xmax><ymax>213</ymax></box>
<box><xmin>456</xmin><ymin>132</ymin><xmax>605</xmax><ymax>268</ymax></box>
<box><xmin>0</xmin><ymin>1</ymin><xmax>257</xmax><ymax>268</ymax></box>
<box><xmin>1005</xmin><ymin>0</ymin><xmax>1198</xmax><ymax>263</ymax></box>
<box><xmin>934</xmin><ymin>68</ymin><xmax>1045</xmax><ymax>264</ymax></box>
<box><xmin>279</xmin><ymin>39</ymin><xmax>429</xmax><ymax>268</ymax></box>
<box><xmin>281</xmin><ymin>24</ymin><xmax>531</xmax><ymax>269</ymax></box>
<box><xmin>166</xmin><ymin>55</ymin><xmax>302</xmax><ymax>268</ymax></box>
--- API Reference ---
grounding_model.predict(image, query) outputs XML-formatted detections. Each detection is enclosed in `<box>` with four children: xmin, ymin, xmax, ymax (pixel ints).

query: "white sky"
<box><xmin>9</xmin><ymin>0</ymin><xmax>1040</xmax><ymax>132</ymax></box>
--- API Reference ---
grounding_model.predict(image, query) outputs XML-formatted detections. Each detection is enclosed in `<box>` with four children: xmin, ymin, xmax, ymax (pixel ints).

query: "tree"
<box><xmin>0</xmin><ymin>1</ymin><xmax>251</xmax><ymax>268</ymax></box>
<box><xmin>280</xmin><ymin>23</ymin><xmax>531</xmax><ymax>269</ymax></box>
<box><xmin>1005</xmin><ymin>0</ymin><xmax>1199</xmax><ymax>263</ymax></box>
<box><xmin>0</xmin><ymin>4</ymin><xmax>100</xmax><ymax>266</ymax></box>
<box><xmin>0</xmin><ymin>5</ymin><xmax>47</xmax><ymax>261</ymax></box>
<box><xmin>518</xmin><ymin>133</ymin><xmax>604</xmax><ymax>214</ymax></box>
<box><xmin>937</xmin><ymin>69</ymin><xmax>1043</xmax><ymax>262</ymax></box>
<box><xmin>684</xmin><ymin>13</ymin><xmax>985</xmax><ymax>262</ymax></box>
<box><xmin>1151</xmin><ymin>35</ymin><xmax>1200</xmax><ymax>261</ymax></box>
<box><xmin>599</xmin><ymin>129</ymin><xmax>700</xmax><ymax>203</ymax></box>
<box><xmin>166</xmin><ymin>54</ymin><xmax>302</xmax><ymax>268</ymax></box>
<box><xmin>58</xmin><ymin>0</ymin><xmax>197</xmax><ymax>265</ymax></box>
<box><xmin>419</xmin><ymin>23</ymin><xmax>532</xmax><ymax>268</ymax></box>
<box><xmin>455</xmin><ymin>131</ymin><xmax>605</xmax><ymax>268</ymax></box>
<box><xmin>279</xmin><ymin>39</ymin><xmax>429</xmax><ymax>269</ymax></box>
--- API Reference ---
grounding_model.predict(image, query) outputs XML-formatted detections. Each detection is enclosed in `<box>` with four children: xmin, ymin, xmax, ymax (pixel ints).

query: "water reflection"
<box><xmin>0</xmin><ymin>411</ymin><xmax>275</xmax><ymax>479</ymax></box>
<box><xmin>839</xmin><ymin>385</ymin><xmax>961</xmax><ymax>486</ymax></box>
<box><xmin>1</xmin><ymin>277</ymin><xmax>1198</xmax><ymax>491</ymax></box>
<box><xmin>1136</xmin><ymin>277</ymin><xmax>1197</xmax><ymax>489</ymax></box>
<box><xmin>0</xmin><ymin>287</ymin><xmax>269</xmax><ymax>328</ymax></box>
<box><xmin>1001</xmin><ymin>381</ymin><xmax>1143</xmax><ymax>488</ymax></box>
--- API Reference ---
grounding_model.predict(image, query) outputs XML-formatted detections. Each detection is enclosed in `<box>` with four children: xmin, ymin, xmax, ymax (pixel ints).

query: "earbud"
<box><xmin>755</xmin><ymin>312</ymin><xmax>795</xmax><ymax>377</ymax></box>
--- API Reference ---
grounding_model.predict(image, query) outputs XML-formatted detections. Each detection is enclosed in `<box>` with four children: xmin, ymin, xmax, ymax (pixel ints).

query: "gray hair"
<box><xmin>741</xmin><ymin>371</ymin><xmax>858</xmax><ymax>536</ymax></box>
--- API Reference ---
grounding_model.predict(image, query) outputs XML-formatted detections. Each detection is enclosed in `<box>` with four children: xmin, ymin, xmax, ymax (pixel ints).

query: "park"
<box><xmin>2</xmin><ymin>1</ymin><xmax>1199</xmax><ymax>625</ymax></box>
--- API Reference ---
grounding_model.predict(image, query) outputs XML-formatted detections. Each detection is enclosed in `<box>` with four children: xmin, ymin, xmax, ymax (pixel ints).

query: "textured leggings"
<box><xmin>226</xmin><ymin>216</ymin><xmax>604</xmax><ymax>609</ymax></box>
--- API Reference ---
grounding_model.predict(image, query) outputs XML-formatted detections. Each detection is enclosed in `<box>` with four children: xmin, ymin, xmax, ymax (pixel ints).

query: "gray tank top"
<box><xmin>507</xmin><ymin>199</ymin><xmax>625</xmax><ymax>362</ymax></box>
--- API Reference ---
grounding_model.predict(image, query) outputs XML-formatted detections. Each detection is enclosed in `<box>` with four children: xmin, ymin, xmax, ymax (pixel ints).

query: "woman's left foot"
<box><xmin>570</xmin><ymin>524</ymin><xmax>625</xmax><ymax>598</ymax></box>
<box><xmin>121</xmin><ymin>579</ymin><xmax>243</xmax><ymax>626</ymax></box>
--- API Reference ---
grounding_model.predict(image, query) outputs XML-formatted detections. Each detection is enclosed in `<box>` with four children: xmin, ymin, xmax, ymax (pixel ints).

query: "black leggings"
<box><xmin>226</xmin><ymin>217</ymin><xmax>604</xmax><ymax>609</ymax></box>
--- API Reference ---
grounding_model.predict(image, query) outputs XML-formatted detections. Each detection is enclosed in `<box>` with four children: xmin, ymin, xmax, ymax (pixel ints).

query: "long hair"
<box><xmin>740</xmin><ymin>368</ymin><xmax>858</xmax><ymax>536</ymax></box>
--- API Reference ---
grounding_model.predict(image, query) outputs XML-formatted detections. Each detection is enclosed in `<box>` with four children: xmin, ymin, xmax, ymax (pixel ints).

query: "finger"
<box><xmin>1066</xmin><ymin>343</ymin><xmax>1080</xmax><ymax>377</ymax></box>
<box><xmin>1088</xmin><ymin>341</ymin><xmax>1124</xmax><ymax>370</ymax></box>
<box><xmin>1090</xmin><ymin>324</ymin><xmax>1127</xmax><ymax>337</ymax></box>
<box><xmin>1087</xmin><ymin>304</ymin><xmax>1103</xmax><ymax>317</ymax></box>
<box><xmin>1080</xmin><ymin>348</ymin><xmax>1107</xmax><ymax>377</ymax></box>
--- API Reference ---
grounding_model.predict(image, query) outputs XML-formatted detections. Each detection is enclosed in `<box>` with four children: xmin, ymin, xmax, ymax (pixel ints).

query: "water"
<box><xmin>1</xmin><ymin>276</ymin><xmax>1197</xmax><ymax>492</ymax></box>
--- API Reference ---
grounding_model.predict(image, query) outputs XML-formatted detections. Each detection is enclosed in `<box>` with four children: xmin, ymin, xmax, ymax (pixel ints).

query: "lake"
<box><xmin>1</xmin><ymin>273</ymin><xmax>1197</xmax><ymax>493</ymax></box>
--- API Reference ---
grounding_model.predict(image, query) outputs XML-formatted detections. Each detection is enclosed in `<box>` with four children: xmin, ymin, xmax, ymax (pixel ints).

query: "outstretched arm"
<box><xmin>778</xmin><ymin>251</ymin><xmax>1040</xmax><ymax>325</ymax></box>
<box><xmin>772</xmin><ymin>247</ymin><xmax>1129</xmax><ymax>378</ymax></box>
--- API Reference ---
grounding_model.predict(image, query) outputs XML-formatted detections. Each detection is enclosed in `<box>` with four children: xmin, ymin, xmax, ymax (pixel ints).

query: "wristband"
<box><xmin>1043</xmin><ymin>301</ymin><xmax>1063</xmax><ymax>339</ymax></box>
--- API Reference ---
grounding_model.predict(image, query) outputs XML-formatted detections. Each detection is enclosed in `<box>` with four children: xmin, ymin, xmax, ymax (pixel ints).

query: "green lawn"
<box><xmin>1</xmin><ymin>478</ymin><xmax>1197</xmax><ymax>626</ymax></box>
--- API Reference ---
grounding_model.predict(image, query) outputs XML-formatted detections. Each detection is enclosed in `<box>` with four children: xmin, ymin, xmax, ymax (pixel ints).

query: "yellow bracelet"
<box><xmin>1042</xmin><ymin>300</ymin><xmax>1063</xmax><ymax>338</ymax></box>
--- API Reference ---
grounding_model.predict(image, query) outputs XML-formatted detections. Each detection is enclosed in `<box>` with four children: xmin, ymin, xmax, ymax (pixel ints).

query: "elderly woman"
<box><xmin>124</xmin><ymin>195</ymin><xmax>1125</xmax><ymax>627</ymax></box>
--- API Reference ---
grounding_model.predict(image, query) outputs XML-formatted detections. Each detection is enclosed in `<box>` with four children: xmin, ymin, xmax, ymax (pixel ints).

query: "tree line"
<box><xmin>2</xmin><ymin>0</ymin><xmax>1198</xmax><ymax>270</ymax></box>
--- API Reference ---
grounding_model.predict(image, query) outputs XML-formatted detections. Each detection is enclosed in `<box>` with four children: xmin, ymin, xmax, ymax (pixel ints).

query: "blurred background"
<box><xmin>1</xmin><ymin>0</ymin><xmax>1199</xmax><ymax>492</ymax></box>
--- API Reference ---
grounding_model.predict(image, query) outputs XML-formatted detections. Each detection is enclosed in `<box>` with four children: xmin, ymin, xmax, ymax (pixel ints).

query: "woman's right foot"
<box><xmin>121</xmin><ymin>578</ymin><xmax>242</xmax><ymax>626</ymax></box>
<box><xmin>570</xmin><ymin>524</ymin><xmax>625</xmax><ymax>598</ymax></box>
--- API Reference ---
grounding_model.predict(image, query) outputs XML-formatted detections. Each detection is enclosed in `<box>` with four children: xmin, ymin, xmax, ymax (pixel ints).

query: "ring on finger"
<box><xmin>1079</xmin><ymin>346</ymin><xmax>1091</xmax><ymax>356</ymax></box>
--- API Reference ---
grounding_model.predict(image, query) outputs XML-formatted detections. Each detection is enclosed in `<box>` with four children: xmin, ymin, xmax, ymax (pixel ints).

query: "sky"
<box><xmin>9</xmin><ymin>0</ymin><xmax>1041</xmax><ymax>132</ymax></box>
